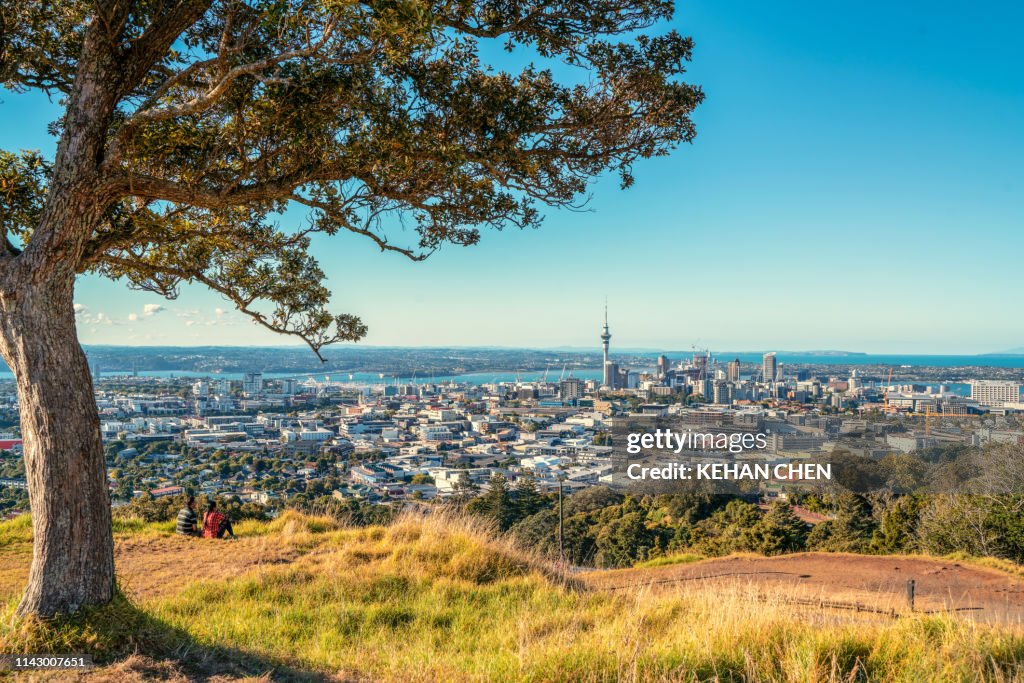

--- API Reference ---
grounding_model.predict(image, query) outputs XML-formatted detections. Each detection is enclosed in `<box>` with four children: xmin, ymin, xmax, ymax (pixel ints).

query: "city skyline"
<box><xmin>2</xmin><ymin>0</ymin><xmax>1022</xmax><ymax>353</ymax></box>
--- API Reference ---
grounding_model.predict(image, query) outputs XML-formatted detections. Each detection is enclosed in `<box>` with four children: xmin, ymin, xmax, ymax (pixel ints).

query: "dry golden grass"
<box><xmin>0</xmin><ymin>510</ymin><xmax>1022</xmax><ymax>682</ymax></box>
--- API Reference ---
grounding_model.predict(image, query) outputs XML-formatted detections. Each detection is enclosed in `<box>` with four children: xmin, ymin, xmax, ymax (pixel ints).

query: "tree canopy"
<box><xmin>1</xmin><ymin>0</ymin><xmax>702</xmax><ymax>353</ymax></box>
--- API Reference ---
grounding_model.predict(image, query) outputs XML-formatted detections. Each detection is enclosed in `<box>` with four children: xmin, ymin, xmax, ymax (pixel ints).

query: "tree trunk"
<box><xmin>0</xmin><ymin>274</ymin><xmax>114</xmax><ymax>617</ymax></box>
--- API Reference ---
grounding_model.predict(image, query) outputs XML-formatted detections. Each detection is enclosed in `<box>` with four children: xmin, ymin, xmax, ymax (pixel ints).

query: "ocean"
<box><xmin>0</xmin><ymin>353</ymin><xmax>1021</xmax><ymax>385</ymax></box>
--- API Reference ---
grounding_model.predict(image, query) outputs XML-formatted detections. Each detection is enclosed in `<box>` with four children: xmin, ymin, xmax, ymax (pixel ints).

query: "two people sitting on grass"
<box><xmin>175</xmin><ymin>496</ymin><xmax>234</xmax><ymax>539</ymax></box>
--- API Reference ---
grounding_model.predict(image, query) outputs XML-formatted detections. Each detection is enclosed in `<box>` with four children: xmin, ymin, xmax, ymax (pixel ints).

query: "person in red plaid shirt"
<box><xmin>201</xmin><ymin>500</ymin><xmax>235</xmax><ymax>539</ymax></box>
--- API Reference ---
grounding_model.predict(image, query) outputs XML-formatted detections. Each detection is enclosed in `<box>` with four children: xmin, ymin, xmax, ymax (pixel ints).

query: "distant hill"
<box><xmin>1</xmin><ymin>345</ymin><xmax>602</xmax><ymax>377</ymax></box>
<box><xmin>985</xmin><ymin>347</ymin><xmax>1024</xmax><ymax>356</ymax></box>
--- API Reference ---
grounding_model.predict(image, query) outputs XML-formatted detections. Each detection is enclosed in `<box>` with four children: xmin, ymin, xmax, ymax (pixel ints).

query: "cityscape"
<box><xmin>2</xmin><ymin>309</ymin><xmax>1021</xmax><ymax>517</ymax></box>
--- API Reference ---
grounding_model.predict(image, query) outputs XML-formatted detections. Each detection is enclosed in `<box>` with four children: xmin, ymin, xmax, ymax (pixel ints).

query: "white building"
<box><xmin>281</xmin><ymin>428</ymin><xmax>334</xmax><ymax>443</ymax></box>
<box><xmin>419</xmin><ymin>425</ymin><xmax>454</xmax><ymax>442</ymax></box>
<box><xmin>969</xmin><ymin>380</ymin><xmax>1022</xmax><ymax>408</ymax></box>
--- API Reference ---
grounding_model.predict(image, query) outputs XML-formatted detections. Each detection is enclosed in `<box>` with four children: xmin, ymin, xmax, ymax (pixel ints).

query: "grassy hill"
<box><xmin>1</xmin><ymin>512</ymin><xmax>1023</xmax><ymax>682</ymax></box>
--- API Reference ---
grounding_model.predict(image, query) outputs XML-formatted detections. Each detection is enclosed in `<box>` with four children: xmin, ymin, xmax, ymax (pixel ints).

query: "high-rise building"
<box><xmin>517</xmin><ymin>387</ymin><xmax>538</xmax><ymax>401</ymax></box>
<box><xmin>969</xmin><ymin>380</ymin><xmax>1022</xmax><ymax>407</ymax></box>
<box><xmin>727</xmin><ymin>358</ymin><xmax>741</xmax><ymax>382</ymax></box>
<box><xmin>604</xmin><ymin>362</ymin><xmax>620</xmax><ymax>389</ymax></box>
<box><xmin>601</xmin><ymin>304</ymin><xmax>613</xmax><ymax>387</ymax></box>
<box><xmin>692</xmin><ymin>351</ymin><xmax>709</xmax><ymax>375</ymax></box>
<box><xmin>657</xmin><ymin>355</ymin><xmax>670</xmax><ymax>378</ymax></box>
<box><xmin>713</xmin><ymin>381</ymin><xmax>732</xmax><ymax>405</ymax></box>
<box><xmin>762</xmin><ymin>352</ymin><xmax>777</xmax><ymax>383</ymax></box>
<box><xmin>691</xmin><ymin>378</ymin><xmax>712</xmax><ymax>398</ymax></box>
<box><xmin>242</xmin><ymin>372</ymin><xmax>264</xmax><ymax>397</ymax></box>
<box><xmin>559</xmin><ymin>378</ymin><xmax>583</xmax><ymax>400</ymax></box>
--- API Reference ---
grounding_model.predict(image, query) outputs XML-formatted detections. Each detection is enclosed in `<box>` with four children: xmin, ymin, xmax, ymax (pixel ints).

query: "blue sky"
<box><xmin>2</xmin><ymin>0</ymin><xmax>1022</xmax><ymax>353</ymax></box>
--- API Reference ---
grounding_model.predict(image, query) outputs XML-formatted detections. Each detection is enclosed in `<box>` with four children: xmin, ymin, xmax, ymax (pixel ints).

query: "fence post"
<box><xmin>906</xmin><ymin>579</ymin><xmax>915</xmax><ymax>612</ymax></box>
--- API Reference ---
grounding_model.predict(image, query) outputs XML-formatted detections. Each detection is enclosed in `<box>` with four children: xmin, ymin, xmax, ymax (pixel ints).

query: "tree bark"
<box><xmin>0</xmin><ymin>273</ymin><xmax>114</xmax><ymax>617</ymax></box>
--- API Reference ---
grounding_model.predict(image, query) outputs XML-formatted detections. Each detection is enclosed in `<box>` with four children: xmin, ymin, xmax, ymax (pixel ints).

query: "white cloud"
<box><xmin>214</xmin><ymin>307</ymin><xmax>227</xmax><ymax>317</ymax></box>
<box><xmin>143</xmin><ymin>304</ymin><xmax>165</xmax><ymax>316</ymax></box>
<box><xmin>185</xmin><ymin>320</ymin><xmax>196</xmax><ymax>327</ymax></box>
<box><xmin>127</xmin><ymin>313</ymin><xmax>139</xmax><ymax>322</ymax></box>
<box><xmin>95</xmin><ymin>312</ymin><xmax>114</xmax><ymax>325</ymax></box>
<box><xmin>73</xmin><ymin>304</ymin><xmax>87</xmax><ymax>314</ymax></box>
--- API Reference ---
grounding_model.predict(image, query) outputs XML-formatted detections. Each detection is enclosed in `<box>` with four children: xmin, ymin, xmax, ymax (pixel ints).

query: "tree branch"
<box><xmin>99</xmin><ymin>252</ymin><xmax>362</xmax><ymax>359</ymax></box>
<box><xmin>288</xmin><ymin>194</ymin><xmax>431</xmax><ymax>261</ymax></box>
<box><xmin>120</xmin><ymin>0</ymin><xmax>217</xmax><ymax>94</ymax></box>
<box><xmin>109</xmin><ymin>171</ymin><xmax>316</xmax><ymax>208</ymax></box>
<box><xmin>123</xmin><ymin>19</ymin><xmax>381</xmax><ymax>128</ymax></box>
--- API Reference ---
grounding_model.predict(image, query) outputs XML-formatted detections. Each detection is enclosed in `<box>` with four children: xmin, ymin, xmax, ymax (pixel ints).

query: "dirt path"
<box><xmin>585</xmin><ymin>552</ymin><xmax>1024</xmax><ymax>624</ymax></box>
<box><xmin>0</xmin><ymin>534</ymin><xmax>304</xmax><ymax>603</ymax></box>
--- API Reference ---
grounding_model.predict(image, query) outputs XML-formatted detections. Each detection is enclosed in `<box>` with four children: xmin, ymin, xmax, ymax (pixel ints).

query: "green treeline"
<box><xmin>464</xmin><ymin>470</ymin><xmax>1024</xmax><ymax>569</ymax></box>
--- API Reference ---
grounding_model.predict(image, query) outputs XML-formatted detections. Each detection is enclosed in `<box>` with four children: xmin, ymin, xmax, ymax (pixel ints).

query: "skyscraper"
<box><xmin>559</xmin><ymin>378</ymin><xmax>583</xmax><ymax>400</ymax></box>
<box><xmin>604</xmin><ymin>362</ymin><xmax>620</xmax><ymax>389</ymax></box>
<box><xmin>727</xmin><ymin>358</ymin><xmax>741</xmax><ymax>382</ymax></box>
<box><xmin>692</xmin><ymin>351</ymin><xmax>709</xmax><ymax>376</ymax></box>
<box><xmin>242</xmin><ymin>372</ymin><xmax>264</xmax><ymax>397</ymax></box>
<box><xmin>657</xmin><ymin>355</ymin><xmax>670</xmax><ymax>378</ymax></box>
<box><xmin>713</xmin><ymin>381</ymin><xmax>732</xmax><ymax>405</ymax></box>
<box><xmin>762</xmin><ymin>352</ymin><xmax>777</xmax><ymax>383</ymax></box>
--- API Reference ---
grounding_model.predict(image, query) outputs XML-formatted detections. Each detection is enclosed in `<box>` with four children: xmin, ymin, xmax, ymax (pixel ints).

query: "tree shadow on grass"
<box><xmin>5</xmin><ymin>590</ymin><xmax>335</xmax><ymax>682</ymax></box>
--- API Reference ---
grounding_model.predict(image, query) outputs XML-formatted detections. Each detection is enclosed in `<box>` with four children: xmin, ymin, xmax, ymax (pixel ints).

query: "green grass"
<box><xmin>110</xmin><ymin>517</ymin><xmax>176</xmax><ymax>536</ymax></box>
<box><xmin>0</xmin><ymin>514</ymin><xmax>32</xmax><ymax>546</ymax></box>
<box><xmin>5</xmin><ymin>513</ymin><xmax>179</xmax><ymax>540</ymax></box>
<box><xmin>0</xmin><ymin>591</ymin><xmax>181</xmax><ymax>662</ymax></box>
<box><xmin>1</xmin><ymin>512</ymin><xmax>1024</xmax><ymax>681</ymax></box>
<box><xmin>634</xmin><ymin>552</ymin><xmax>704</xmax><ymax>569</ymax></box>
<box><xmin>106</xmin><ymin>510</ymin><xmax>342</xmax><ymax>538</ymax></box>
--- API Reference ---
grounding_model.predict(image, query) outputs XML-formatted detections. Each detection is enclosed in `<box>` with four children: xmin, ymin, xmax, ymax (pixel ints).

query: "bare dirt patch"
<box><xmin>0</xmin><ymin>535</ymin><xmax>303</xmax><ymax>604</ymax></box>
<box><xmin>586</xmin><ymin>552</ymin><xmax>1024</xmax><ymax>624</ymax></box>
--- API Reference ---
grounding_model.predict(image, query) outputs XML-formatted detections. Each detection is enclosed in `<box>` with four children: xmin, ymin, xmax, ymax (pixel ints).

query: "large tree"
<box><xmin>0</xmin><ymin>0</ymin><xmax>701</xmax><ymax>616</ymax></box>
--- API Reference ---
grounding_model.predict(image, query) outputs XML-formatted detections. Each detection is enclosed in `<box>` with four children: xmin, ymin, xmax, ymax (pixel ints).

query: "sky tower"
<box><xmin>601</xmin><ymin>303</ymin><xmax>613</xmax><ymax>387</ymax></box>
